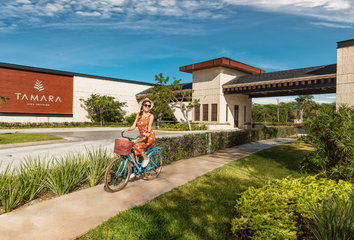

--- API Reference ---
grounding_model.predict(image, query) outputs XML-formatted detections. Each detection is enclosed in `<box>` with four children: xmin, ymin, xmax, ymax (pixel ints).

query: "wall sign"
<box><xmin>0</xmin><ymin>68</ymin><xmax>73</xmax><ymax>115</ymax></box>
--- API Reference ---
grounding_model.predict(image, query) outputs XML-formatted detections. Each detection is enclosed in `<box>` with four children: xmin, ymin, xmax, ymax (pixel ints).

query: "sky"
<box><xmin>1</xmin><ymin>0</ymin><xmax>353</xmax><ymax>105</ymax></box>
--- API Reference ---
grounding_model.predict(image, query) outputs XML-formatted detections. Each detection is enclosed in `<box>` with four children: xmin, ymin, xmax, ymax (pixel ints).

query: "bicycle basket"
<box><xmin>114</xmin><ymin>139</ymin><xmax>134</xmax><ymax>155</ymax></box>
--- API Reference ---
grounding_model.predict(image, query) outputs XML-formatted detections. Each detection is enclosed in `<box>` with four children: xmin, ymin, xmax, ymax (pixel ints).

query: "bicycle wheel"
<box><xmin>105</xmin><ymin>157</ymin><xmax>131</xmax><ymax>192</ymax></box>
<box><xmin>144</xmin><ymin>151</ymin><xmax>163</xmax><ymax>180</ymax></box>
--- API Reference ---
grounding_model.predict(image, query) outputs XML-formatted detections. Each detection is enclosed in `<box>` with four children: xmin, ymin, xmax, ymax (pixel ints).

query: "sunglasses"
<box><xmin>144</xmin><ymin>104</ymin><xmax>151</xmax><ymax>108</ymax></box>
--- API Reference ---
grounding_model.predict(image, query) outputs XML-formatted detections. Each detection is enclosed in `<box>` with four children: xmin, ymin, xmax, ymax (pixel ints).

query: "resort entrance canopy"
<box><xmin>222</xmin><ymin>64</ymin><xmax>337</xmax><ymax>98</ymax></box>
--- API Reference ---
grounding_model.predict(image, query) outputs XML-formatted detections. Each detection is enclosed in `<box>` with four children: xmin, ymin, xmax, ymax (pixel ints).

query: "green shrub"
<box><xmin>156</xmin><ymin>127</ymin><xmax>297</xmax><ymax>164</ymax></box>
<box><xmin>301</xmin><ymin>105</ymin><xmax>354</xmax><ymax>182</ymax></box>
<box><xmin>126</xmin><ymin>113</ymin><xmax>137</xmax><ymax>123</ymax></box>
<box><xmin>231</xmin><ymin>176</ymin><xmax>353</xmax><ymax>239</ymax></box>
<box><xmin>306</xmin><ymin>190</ymin><xmax>354</xmax><ymax>240</ymax></box>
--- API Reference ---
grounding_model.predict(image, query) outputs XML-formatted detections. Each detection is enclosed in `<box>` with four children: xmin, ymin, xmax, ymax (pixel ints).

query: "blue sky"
<box><xmin>1</xmin><ymin>0</ymin><xmax>353</xmax><ymax>105</ymax></box>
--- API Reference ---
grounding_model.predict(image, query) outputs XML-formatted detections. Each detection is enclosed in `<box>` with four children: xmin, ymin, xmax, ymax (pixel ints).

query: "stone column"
<box><xmin>336</xmin><ymin>39</ymin><xmax>354</xmax><ymax>108</ymax></box>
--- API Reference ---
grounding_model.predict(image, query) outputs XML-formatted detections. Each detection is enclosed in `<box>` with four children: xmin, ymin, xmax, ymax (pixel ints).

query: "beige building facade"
<box><xmin>1</xmin><ymin>38</ymin><xmax>354</xmax><ymax>126</ymax></box>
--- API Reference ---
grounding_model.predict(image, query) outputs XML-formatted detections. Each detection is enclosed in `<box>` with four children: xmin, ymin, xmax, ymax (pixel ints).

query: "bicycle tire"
<box><xmin>104</xmin><ymin>157</ymin><xmax>131</xmax><ymax>192</ymax></box>
<box><xmin>144</xmin><ymin>151</ymin><xmax>163</xmax><ymax>180</ymax></box>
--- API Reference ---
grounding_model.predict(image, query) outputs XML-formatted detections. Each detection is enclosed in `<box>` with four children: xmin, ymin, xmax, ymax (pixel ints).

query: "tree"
<box><xmin>295</xmin><ymin>95</ymin><xmax>315</xmax><ymax>123</ymax></box>
<box><xmin>80</xmin><ymin>94</ymin><xmax>126</xmax><ymax>125</ymax></box>
<box><xmin>0</xmin><ymin>96</ymin><xmax>9</xmax><ymax>108</ymax></box>
<box><xmin>147</xmin><ymin>74</ymin><xmax>175</xmax><ymax>127</ymax></box>
<box><xmin>149</xmin><ymin>73</ymin><xmax>200</xmax><ymax>131</ymax></box>
<box><xmin>276</xmin><ymin>98</ymin><xmax>281</xmax><ymax>122</ymax></box>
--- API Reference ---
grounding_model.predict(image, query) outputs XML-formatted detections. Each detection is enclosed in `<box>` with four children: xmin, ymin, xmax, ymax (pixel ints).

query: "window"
<box><xmin>211</xmin><ymin>104</ymin><xmax>217</xmax><ymax>121</ymax></box>
<box><xmin>244</xmin><ymin>106</ymin><xmax>247</xmax><ymax>122</ymax></box>
<box><xmin>203</xmin><ymin>104</ymin><xmax>208</xmax><ymax>121</ymax></box>
<box><xmin>194</xmin><ymin>105</ymin><xmax>200</xmax><ymax>121</ymax></box>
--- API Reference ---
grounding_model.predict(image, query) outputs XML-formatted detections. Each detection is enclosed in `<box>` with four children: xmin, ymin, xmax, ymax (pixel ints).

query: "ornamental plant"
<box><xmin>231</xmin><ymin>176</ymin><xmax>353</xmax><ymax>239</ymax></box>
<box><xmin>301</xmin><ymin>105</ymin><xmax>354</xmax><ymax>181</ymax></box>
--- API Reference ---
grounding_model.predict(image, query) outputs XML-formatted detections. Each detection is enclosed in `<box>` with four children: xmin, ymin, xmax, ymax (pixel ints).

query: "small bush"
<box><xmin>231</xmin><ymin>176</ymin><xmax>353</xmax><ymax>239</ymax></box>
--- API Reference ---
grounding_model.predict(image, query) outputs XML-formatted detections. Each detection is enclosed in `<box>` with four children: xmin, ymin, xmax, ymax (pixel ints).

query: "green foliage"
<box><xmin>301</xmin><ymin>105</ymin><xmax>354</xmax><ymax>182</ymax></box>
<box><xmin>43</xmin><ymin>154</ymin><xmax>87</xmax><ymax>196</ymax></box>
<box><xmin>148</xmin><ymin>73</ymin><xmax>200</xmax><ymax>131</ymax></box>
<box><xmin>156</xmin><ymin>127</ymin><xmax>297</xmax><ymax>164</ymax></box>
<box><xmin>0</xmin><ymin>96</ymin><xmax>10</xmax><ymax>108</ymax></box>
<box><xmin>125</xmin><ymin>113</ymin><xmax>137</xmax><ymax>123</ymax></box>
<box><xmin>306</xmin><ymin>190</ymin><xmax>354</xmax><ymax>240</ymax></box>
<box><xmin>80</xmin><ymin>94</ymin><xmax>127</xmax><ymax>125</ymax></box>
<box><xmin>252</xmin><ymin>97</ymin><xmax>335</xmax><ymax>123</ymax></box>
<box><xmin>18</xmin><ymin>156</ymin><xmax>48</xmax><ymax>201</ymax></box>
<box><xmin>155</xmin><ymin>122</ymin><xmax>207</xmax><ymax>131</ymax></box>
<box><xmin>0</xmin><ymin>164</ymin><xmax>28</xmax><ymax>213</ymax></box>
<box><xmin>85</xmin><ymin>147</ymin><xmax>113</xmax><ymax>187</ymax></box>
<box><xmin>231</xmin><ymin>176</ymin><xmax>353</xmax><ymax>239</ymax></box>
<box><xmin>147</xmin><ymin>74</ymin><xmax>175</xmax><ymax>123</ymax></box>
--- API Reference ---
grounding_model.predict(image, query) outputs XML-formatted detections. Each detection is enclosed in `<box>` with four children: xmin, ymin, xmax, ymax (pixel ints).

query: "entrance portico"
<box><xmin>180</xmin><ymin>38</ymin><xmax>354</xmax><ymax>129</ymax></box>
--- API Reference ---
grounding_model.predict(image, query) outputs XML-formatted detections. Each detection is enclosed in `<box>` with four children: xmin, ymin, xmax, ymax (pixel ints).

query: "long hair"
<box><xmin>138</xmin><ymin>100</ymin><xmax>151</xmax><ymax>120</ymax></box>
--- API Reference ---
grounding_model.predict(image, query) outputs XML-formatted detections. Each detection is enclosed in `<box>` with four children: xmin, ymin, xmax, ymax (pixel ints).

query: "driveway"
<box><xmin>0</xmin><ymin>127</ymin><xmax>210</xmax><ymax>172</ymax></box>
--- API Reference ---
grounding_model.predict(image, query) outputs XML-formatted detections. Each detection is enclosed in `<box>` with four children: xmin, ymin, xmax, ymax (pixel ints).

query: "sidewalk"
<box><xmin>0</xmin><ymin>137</ymin><xmax>295</xmax><ymax>240</ymax></box>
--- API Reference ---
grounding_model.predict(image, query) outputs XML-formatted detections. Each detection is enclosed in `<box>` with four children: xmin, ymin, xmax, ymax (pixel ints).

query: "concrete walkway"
<box><xmin>0</xmin><ymin>137</ymin><xmax>295</xmax><ymax>240</ymax></box>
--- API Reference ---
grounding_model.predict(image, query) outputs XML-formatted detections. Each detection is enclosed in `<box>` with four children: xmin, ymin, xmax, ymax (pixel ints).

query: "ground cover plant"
<box><xmin>231</xmin><ymin>176</ymin><xmax>353</xmax><ymax>239</ymax></box>
<box><xmin>0</xmin><ymin>133</ymin><xmax>62</xmax><ymax>144</ymax></box>
<box><xmin>77</xmin><ymin>140</ymin><xmax>312</xmax><ymax>240</ymax></box>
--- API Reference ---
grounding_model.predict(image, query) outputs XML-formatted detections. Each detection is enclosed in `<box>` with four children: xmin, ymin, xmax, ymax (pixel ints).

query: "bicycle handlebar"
<box><xmin>121</xmin><ymin>131</ymin><xmax>142</xmax><ymax>141</ymax></box>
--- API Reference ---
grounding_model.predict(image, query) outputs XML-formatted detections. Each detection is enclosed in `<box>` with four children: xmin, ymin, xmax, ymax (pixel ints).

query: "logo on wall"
<box><xmin>34</xmin><ymin>80</ymin><xmax>44</xmax><ymax>92</ymax></box>
<box><xmin>0</xmin><ymin>67</ymin><xmax>73</xmax><ymax>115</ymax></box>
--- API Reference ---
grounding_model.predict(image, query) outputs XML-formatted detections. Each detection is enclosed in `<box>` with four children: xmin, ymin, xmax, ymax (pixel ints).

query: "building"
<box><xmin>1</xmin><ymin>38</ymin><xmax>354</xmax><ymax>127</ymax></box>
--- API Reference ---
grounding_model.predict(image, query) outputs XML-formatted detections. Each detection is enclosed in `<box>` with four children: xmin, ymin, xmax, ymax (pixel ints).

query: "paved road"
<box><xmin>0</xmin><ymin>127</ymin><xmax>211</xmax><ymax>172</ymax></box>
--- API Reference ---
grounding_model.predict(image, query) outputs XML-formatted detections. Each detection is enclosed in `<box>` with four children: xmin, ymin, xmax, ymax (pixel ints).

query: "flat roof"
<box><xmin>179</xmin><ymin>57</ymin><xmax>265</xmax><ymax>74</ymax></box>
<box><xmin>337</xmin><ymin>38</ymin><xmax>354</xmax><ymax>49</ymax></box>
<box><xmin>0</xmin><ymin>62</ymin><xmax>153</xmax><ymax>86</ymax></box>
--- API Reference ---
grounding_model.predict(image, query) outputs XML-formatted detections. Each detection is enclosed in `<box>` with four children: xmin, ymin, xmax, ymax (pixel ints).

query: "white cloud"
<box><xmin>223</xmin><ymin>0</ymin><xmax>354</xmax><ymax>23</ymax></box>
<box><xmin>1</xmin><ymin>0</ymin><xmax>353</xmax><ymax>33</ymax></box>
<box><xmin>310</xmin><ymin>21</ymin><xmax>353</xmax><ymax>28</ymax></box>
<box><xmin>76</xmin><ymin>11</ymin><xmax>101</xmax><ymax>17</ymax></box>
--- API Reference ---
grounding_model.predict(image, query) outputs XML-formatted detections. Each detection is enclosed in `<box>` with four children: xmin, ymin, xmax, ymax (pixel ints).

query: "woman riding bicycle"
<box><xmin>122</xmin><ymin>98</ymin><xmax>155</xmax><ymax>179</ymax></box>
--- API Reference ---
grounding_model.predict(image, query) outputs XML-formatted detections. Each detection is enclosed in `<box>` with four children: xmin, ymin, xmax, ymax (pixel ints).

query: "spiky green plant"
<box><xmin>306</xmin><ymin>190</ymin><xmax>354</xmax><ymax>240</ymax></box>
<box><xmin>0</xmin><ymin>163</ymin><xmax>28</xmax><ymax>212</ymax></box>
<box><xmin>85</xmin><ymin>146</ymin><xmax>113</xmax><ymax>187</ymax></box>
<box><xmin>43</xmin><ymin>153</ymin><xmax>87</xmax><ymax>196</ymax></box>
<box><xmin>18</xmin><ymin>155</ymin><xmax>49</xmax><ymax>201</ymax></box>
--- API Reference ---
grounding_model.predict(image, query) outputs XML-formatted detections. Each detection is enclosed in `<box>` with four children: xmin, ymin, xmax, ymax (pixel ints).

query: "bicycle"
<box><xmin>104</xmin><ymin>132</ymin><xmax>163</xmax><ymax>192</ymax></box>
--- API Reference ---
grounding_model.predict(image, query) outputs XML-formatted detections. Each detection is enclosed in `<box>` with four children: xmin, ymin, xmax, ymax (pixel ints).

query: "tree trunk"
<box><xmin>181</xmin><ymin>110</ymin><xmax>192</xmax><ymax>131</ymax></box>
<box><xmin>300</xmin><ymin>109</ymin><xmax>304</xmax><ymax>123</ymax></box>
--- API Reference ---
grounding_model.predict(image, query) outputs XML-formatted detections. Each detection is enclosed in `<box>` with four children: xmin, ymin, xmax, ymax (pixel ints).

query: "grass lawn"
<box><xmin>78</xmin><ymin>140</ymin><xmax>314</xmax><ymax>240</ymax></box>
<box><xmin>0</xmin><ymin>133</ymin><xmax>62</xmax><ymax>144</ymax></box>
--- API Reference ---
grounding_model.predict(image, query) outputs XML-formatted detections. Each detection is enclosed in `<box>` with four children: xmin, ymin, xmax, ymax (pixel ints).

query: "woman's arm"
<box><xmin>123</xmin><ymin>114</ymin><xmax>139</xmax><ymax>132</ymax></box>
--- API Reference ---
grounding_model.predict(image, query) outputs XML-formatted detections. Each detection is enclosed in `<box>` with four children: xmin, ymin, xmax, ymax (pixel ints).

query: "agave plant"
<box><xmin>85</xmin><ymin>146</ymin><xmax>113</xmax><ymax>187</ymax></box>
<box><xmin>43</xmin><ymin>153</ymin><xmax>87</xmax><ymax>196</ymax></box>
<box><xmin>18</xmin><ymin>155</ymin><xmax>49</xmax><ymax>201</ymax></box>
<box><xmin>306</xmin><ymin>190</ymin><xmax>354</xmax><ymax>240</ymax></box>
<box><xmin>0</xmin><ymin>163</ymin><xmax>28</xmax><ymax>213</ymax></box>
